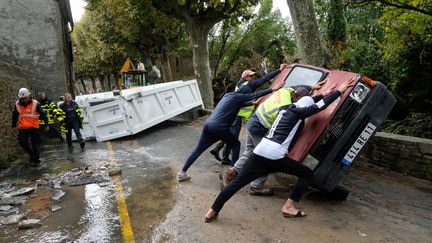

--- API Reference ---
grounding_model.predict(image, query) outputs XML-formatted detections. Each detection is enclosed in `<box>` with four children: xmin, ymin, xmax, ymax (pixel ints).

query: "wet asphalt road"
<box><xmin>1</xmin><ymin>115</ymin><xmax>432</xmax><ymax>242</ymax></box>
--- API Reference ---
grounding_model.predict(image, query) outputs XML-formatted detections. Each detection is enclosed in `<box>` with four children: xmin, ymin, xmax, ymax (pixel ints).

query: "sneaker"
<box><xmin>176</xmin><ymin>171</ymin><xmax>191</xmax><ymax>182</ymax></box>
<box><xmin>249</xmin><ymin>186</ymin><xmax>273</xmax><ymax>196</ymax></box>
<box><xmin>79</xmin><ymin>140</ymin><xmax>85</xmax><ymax>148</ymax></box>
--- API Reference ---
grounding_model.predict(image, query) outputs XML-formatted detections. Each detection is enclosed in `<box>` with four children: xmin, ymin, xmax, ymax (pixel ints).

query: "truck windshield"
<box><xmin>284</xmin><ymin>66</ymin><xmax>325</xmax><ymax>87</ymax></box>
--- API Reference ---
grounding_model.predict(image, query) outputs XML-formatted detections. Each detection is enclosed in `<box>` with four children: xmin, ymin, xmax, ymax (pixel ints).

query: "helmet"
<box><xmin>18</xmin><ymin>88</ymin><xmax>31</xmax><ymax>98</ymax></box>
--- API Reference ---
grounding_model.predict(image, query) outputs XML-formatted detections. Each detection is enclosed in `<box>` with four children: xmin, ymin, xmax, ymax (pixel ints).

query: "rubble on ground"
<box><xmin>0</xmin><ymin>162</ymin><xmax>120</xmax><ymax>229</ymax></box>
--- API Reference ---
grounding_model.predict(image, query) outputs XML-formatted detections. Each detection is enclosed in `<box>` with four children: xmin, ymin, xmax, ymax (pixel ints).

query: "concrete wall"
<box><xmin>359</xmin><ymin>132</ymin><xmax>432</xmax><ymax>181</ymax></box>
<box><xmin>0</xmin><ymin>61</ymin><xmax>32</xmax><ymax>162</ymax></box>
<box><xmin>0</xmin><ymin>0</ymin><xmax>72</xmax><ymax>99</ymax></box>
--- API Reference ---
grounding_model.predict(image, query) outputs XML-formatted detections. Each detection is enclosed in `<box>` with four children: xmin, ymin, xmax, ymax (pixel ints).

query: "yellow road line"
<box><xmin>107</xmin><ymin>141</ymin><xmax>135</xmax><ymax>243</ymax></box>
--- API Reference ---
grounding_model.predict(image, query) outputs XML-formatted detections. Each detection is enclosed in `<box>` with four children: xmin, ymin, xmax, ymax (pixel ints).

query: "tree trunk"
<box><xmin>107</xmin><ymin>74</ymin><xmax>112</xmax><ymax>90</ymax></box>
<box><xmin>99</xmin><ymin>74</ymin><xmax>106</xmax><ymax>91</ymax></box>
<box><xmin>189</xmin><ymin>21</ymin><xmax>214</xmax><ymax>109</ymax></box>
<box><xmin>286</xmin><ymin>0</ymin><xmax>325</xmax><ymax>66</ymax></box>
<box><xmin>159</xmin><ymin>44</ymin><xmax>173</xmax><ymax>82</ymax></box>
<box><xmin>327</xmin><ymin>0</ymin><xmax>347</xmax><ymax>48</ymax></box>
<box><xmin>80</xmin><ymin>79</ymin><xmax>87</xmax><ymax>94</ymax></box>
<box><xmin>90</xmin><ymin>77</ymin><xmax>97</xmax><ymax>92</ymax></box>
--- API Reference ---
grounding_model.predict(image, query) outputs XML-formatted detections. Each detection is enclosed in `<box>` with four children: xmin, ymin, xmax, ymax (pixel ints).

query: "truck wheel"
<box><xmin>387</xmin><ymin>95</ymin><xmax>409</xmax><ymax>121</ymax></box>
<box><xmin>327</xmin><ymin>186</ymin><xmax>350</xmax><ymax>200</ymax></box>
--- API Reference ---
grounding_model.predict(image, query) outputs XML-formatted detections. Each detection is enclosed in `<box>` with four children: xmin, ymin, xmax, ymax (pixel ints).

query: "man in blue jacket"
<box><xmin>176</xmin><ymin>81</ymin><xmax>285</xmax><ymax>181</ymax></box>
<box><xmin>210</xmin><ymin>64</ymin><xmax>288</xmax><ymax>165</ymax></box>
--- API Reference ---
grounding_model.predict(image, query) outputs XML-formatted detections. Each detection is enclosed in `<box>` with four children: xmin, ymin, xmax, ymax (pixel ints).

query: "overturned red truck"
<box><xmin>264</xmin><ymin>64</ymin><xmax>408</xmax><ymax>199</ymax></box>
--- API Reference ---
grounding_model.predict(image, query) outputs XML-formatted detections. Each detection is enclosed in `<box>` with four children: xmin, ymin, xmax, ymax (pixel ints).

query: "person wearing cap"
<box><xmin>11</xmin><ymin>88</ymin><xmax>48</xmax><ymax>166</ymax></box>
<box><xmin>204</xmin><ymin>87</ymin><xmax>349</xmax><ymax>223</ymax></box>
<box><xmin>222</xmin><ymin>83</ymin><xmax>325</xmax><ymax>196</ymax></box>
<box><xmin>37</xmin><ymin>92</ymin><xmax>63</xmax><ymax>142</ymax></box>
<box><xmin>176</xmin><ymin>81</ymin><xmax>285</xmax><ymax>182</ymax></box>
<box><xmin>209</xmin><ymin>64</ymin><xmax>288</xmax><ymax>165</ymax></box>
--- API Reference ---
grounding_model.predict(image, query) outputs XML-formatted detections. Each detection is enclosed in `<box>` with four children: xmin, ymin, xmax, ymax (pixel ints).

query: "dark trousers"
<box><xmin>210</xmin><ymin>116</ymin><xmax>242</xmax><ymax>163</ymax></box>
<box><xmin>181</xmin><ymin>123</ymin><xmax>241</xmax><ymax>172</ymax></box>
<box><xmin>18</xmin><ymin>128</ymin><xmax>41</xmax><ymax>162</ymax></box>
<box><xmin>66</xmin><ymin>119</ymin><xmax>83</xmax><ymax>145</ymax></box>
<box><xmin>211</xmin><ymin>153</ymin><xmax>314</xmax><ymax>213</ymax></box>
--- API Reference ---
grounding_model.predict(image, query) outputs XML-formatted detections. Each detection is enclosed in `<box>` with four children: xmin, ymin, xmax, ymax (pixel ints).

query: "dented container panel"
<box><xmin>81</xmin><ymin>80</ymin><xmax>203</xmax><ymax>142</ymax></box>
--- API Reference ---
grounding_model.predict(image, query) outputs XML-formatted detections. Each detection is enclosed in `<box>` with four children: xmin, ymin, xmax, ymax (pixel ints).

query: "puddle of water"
<box><xmin>0</xmin><ymin>186</ymin><xmax>86</xmax><ymax>243</ymax></box>
<box><xmin>124</xmin><ymin>167</ymin><xmax>176</xmax><ymax>241</ymax></box>
<box><xmin>75</xmin><ymin>184</ymin><xmax>121</xmax><ymax>243</ymax></box>
<box><xmin>46</xmin><ymin>159</ymin><xmax>77</xmax><ymax>174</ymax></box>
<box><xmin>21</xmin><ymin>188</ymin><xmax>52</xmax><ymax>219</ymax></box>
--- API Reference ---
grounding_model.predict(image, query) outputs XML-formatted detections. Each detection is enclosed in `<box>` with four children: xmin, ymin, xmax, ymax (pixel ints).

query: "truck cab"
<box><xmin>268</xmin><ymin>64</ymin><xmax>404</xmax><ymax>194</ymax></box>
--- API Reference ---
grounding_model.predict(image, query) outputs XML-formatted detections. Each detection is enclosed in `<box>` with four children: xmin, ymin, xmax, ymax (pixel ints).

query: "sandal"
<box><xmin>204</xmin><ymin>212</ymin><xmax>219</xmax><ymax>223</ymax></box>
<box><xmin>282</xmin><ymin>210</ymin><xmax>306</xmax><ymax>218</ymax></box>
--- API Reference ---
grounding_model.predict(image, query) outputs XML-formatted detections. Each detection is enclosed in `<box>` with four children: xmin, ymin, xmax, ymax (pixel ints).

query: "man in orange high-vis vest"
<box><xmin>11</xmin><ymin>88</ymin><xmax>47</xmax><ymax>166</ymax></box>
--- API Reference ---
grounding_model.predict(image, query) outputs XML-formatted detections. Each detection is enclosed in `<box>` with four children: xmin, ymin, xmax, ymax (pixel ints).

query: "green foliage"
<box><xmin>381</xmin><ymin>112</ymin><xmax>432</xmax><ymax>139</ymax></box>
<box><xmin>380</xmin><ymin>4</ymin><xmax>432</xmax><ymax>112</ymax></box>
<box><xmin>326</xmin><ymin>0</ymin><xmax>347</xmax><ymax>46</ymax></box>
<box><xmin>318</xmin><ymin>1</ymin><xmax>431</xmax><ymax>138</ymax></box>
<box><xmin>0</xmin><ymin>153</ymin><xmax>20</xmax><ymax>169</ymax></box>
<box><xmin>210</xmin><ymin>0</ymin><xmax>296</xmax><ymax>96</ymax></box>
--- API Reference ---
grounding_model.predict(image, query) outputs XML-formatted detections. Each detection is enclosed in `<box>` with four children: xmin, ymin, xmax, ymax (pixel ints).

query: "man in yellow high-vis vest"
<box><xmin>222</xmin><ymin>81</ymin><xmax>326</xmax><ymax>195</ymax></box>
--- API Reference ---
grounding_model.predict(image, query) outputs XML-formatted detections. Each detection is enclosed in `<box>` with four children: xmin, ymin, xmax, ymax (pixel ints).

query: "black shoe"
<box><xmin>68</xmin><ymin>144</ymin><xmax>74</xmax><ymax>148</ymax></box>
<box><xmin>79</xmin><ymin>140</ymin><xmax>85</xmax><ymax>148</ymax></box>
<box><xmin>210</xmin><ymin>150</ymin><xmax>221</xmax><ymax>161</ymax></box>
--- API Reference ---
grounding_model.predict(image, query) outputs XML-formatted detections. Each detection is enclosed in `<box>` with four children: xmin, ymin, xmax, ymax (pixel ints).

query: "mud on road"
<box><xmin>1</xmin><ymin>116</ymin><xmax>431</xmax><ymax>242</ymax></box>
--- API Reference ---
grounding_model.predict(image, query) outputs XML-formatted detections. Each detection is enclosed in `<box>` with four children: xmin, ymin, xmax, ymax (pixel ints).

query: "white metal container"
<box><xmin>83</xmin><ymin>80</ymin><xmax>203</xmax><ymax>142</ymax></box>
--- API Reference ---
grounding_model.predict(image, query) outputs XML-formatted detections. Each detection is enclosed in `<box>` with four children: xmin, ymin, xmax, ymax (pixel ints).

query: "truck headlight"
<box><xmin>350</xmin><ymin>82</ymin><xmax>370</xmax><ymax>104</ymax></box>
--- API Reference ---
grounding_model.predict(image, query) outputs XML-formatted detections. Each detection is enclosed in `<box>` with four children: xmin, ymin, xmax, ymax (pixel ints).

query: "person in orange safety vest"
<box><xmin>11</xmin><ymin>88</ymin><xmax>47</xmax><ymax>166</ymax></box>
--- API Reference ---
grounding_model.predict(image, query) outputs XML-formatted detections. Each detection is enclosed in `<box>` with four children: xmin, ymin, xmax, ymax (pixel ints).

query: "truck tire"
<box><xmin>327</xmin><ymin>185</ymin><xmax>350</xmax><ymax>200</ymax></box>
<box><xmin>387</xmin><ymin>95</ymin><xmax>409</xmax><ymax>121</ymax></box>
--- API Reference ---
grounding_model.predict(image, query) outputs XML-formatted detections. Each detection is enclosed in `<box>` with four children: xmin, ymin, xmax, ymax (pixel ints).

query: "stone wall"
<box><xmin>359</xmin><ymin>132</ymin><xmax>432</xmax><ymax>181</ymax></box>
<box><xmin>0</xmin><ymin>0</ymin><xmax>73</xmax><ymax>99</ymax></box>
<box><xmin>0</xmin><ymin>61</ymin><xmax>31</xmax><ymax>162</ymax></box>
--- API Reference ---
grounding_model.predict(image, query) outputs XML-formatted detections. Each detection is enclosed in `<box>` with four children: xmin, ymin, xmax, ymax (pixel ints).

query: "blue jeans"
<box><xmin>66</xmin><ymin>119</ymin><xmax>83</xmax><ymax>145</ymax></box>
<box><xmin>181</xmin><ymin>122</ymin><xmax>241</xmax><ymax>172</ymax></box>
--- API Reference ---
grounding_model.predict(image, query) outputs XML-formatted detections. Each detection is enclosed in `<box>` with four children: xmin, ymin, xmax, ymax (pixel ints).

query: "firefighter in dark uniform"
<box><xmin>11</xmin><ymin>88</ymin><xmax>48</xmax><ymax>166</ymax></box>
<box><xmin>37</xmin><ymin>92</ymin><xmax>63</xmax><ymax>141</ymax></box>
<box><xmin>56</xmin><ymin>92</ymin><xmax>85</xmax><ymax>149</ymax></box>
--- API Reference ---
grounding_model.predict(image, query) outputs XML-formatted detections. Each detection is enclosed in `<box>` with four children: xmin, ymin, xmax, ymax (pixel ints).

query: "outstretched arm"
<box><xmin>248</xmin><ymin>64</ymin><xmax>288</xmax><ymax>90</ymax></box>
<box><xmin>296</xmin><ymin>91</ymin><xmax>342</xmax><ymax>119</ymax></box>
<box><xmin>241</xmin><ymin>81</ymin><xmax>285</xmax><ymax>102</ymax></box>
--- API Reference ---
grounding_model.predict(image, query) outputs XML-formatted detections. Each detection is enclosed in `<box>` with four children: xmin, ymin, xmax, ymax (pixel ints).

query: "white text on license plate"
<box><xmin>342</xmin><ymin>123</ymin><xmax>377</xmax><ymax>167</ymax></box>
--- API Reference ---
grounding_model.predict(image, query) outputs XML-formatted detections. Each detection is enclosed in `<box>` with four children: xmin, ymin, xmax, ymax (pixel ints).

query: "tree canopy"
<box><xmin>72</xmin><ymin>0</ymin><xmax>432</xmax><ymax>138</ymax></box>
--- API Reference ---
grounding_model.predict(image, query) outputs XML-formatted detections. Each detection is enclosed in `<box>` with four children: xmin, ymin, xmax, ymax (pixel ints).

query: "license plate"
<box><xmin>342</xmin><ymin>123</ymin><xmax>377</xmax><ymax>167</ymax></box>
